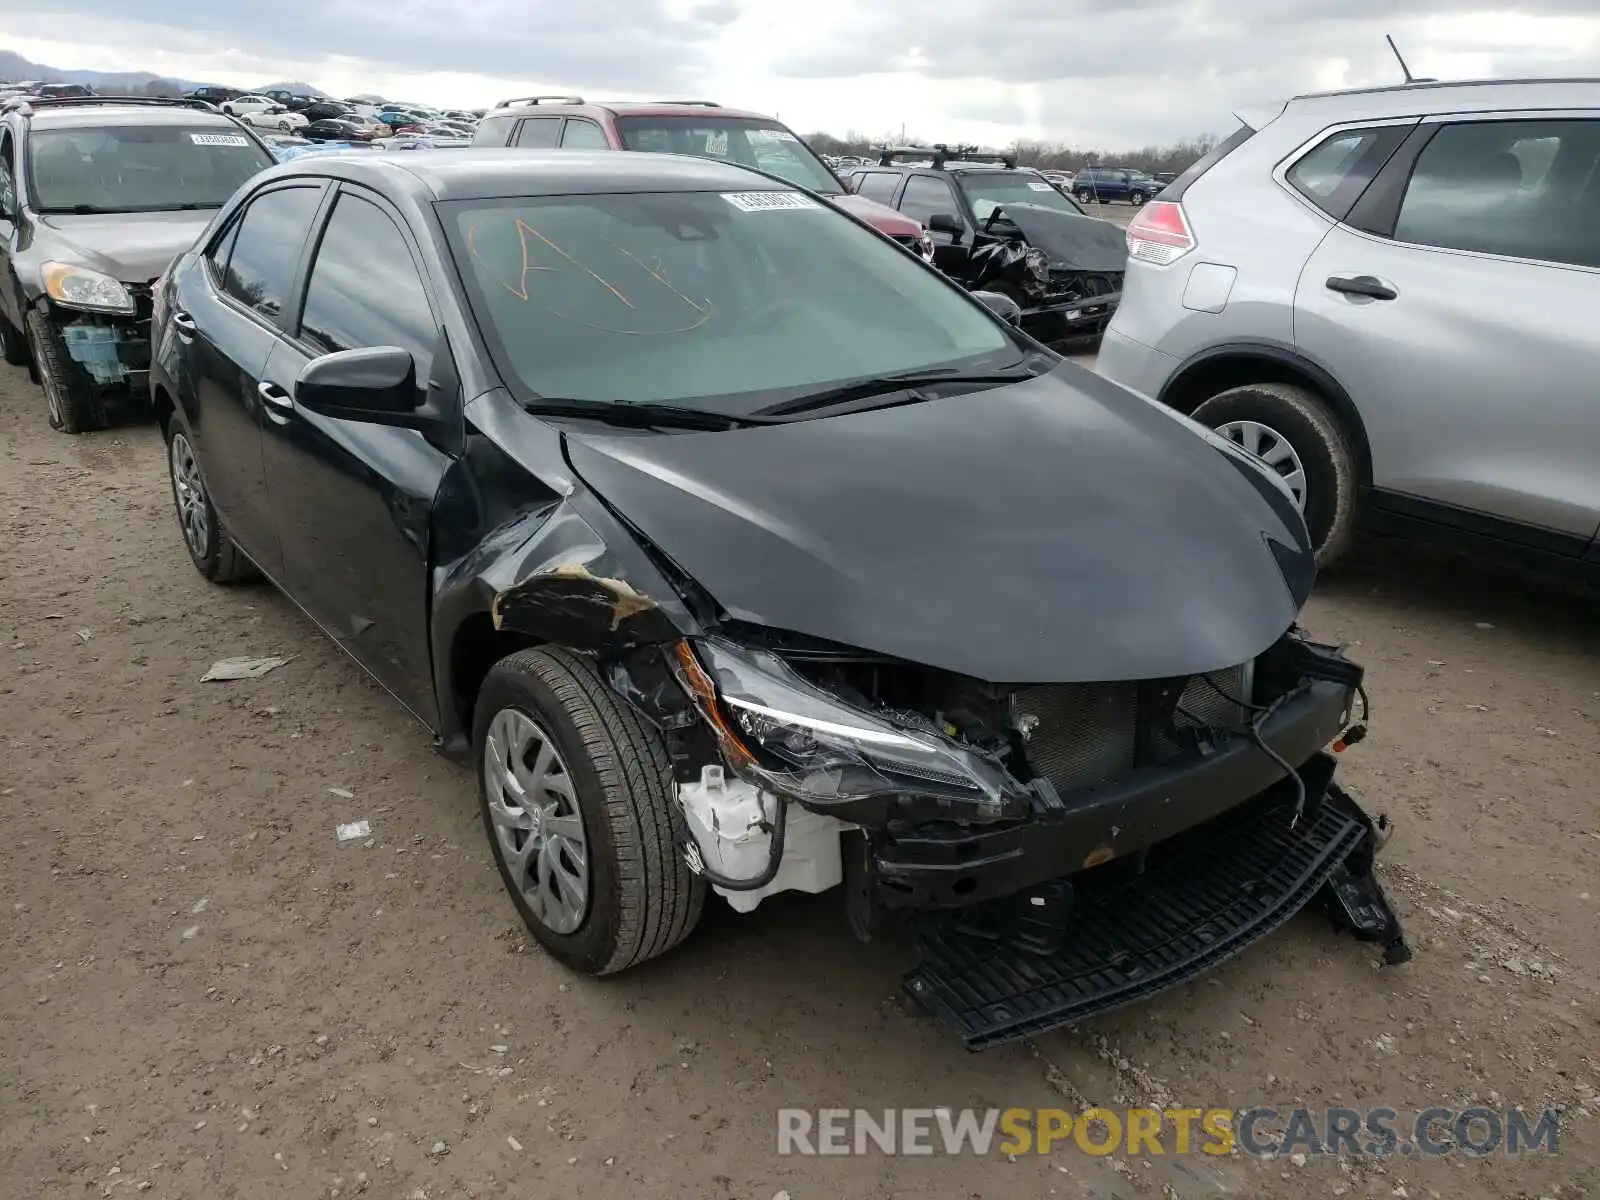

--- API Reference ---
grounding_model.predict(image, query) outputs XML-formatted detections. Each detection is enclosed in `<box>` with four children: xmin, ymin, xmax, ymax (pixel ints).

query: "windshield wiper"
<box><xmin>520</xmin><ymin>398</ymin><xmax>774</xmax><ymax>430</ymax></box>
<box><xmin>753</xmin><ymin>364</ymin><xmax>1040</xmax><ymax>419</ymax></box>
<box><xmin>37</xmin><ymin>203</ymin><xmax>112</xmax><ymax>214</ymax></box>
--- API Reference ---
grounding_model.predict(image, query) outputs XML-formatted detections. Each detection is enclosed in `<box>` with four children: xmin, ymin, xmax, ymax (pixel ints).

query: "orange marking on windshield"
<box><xmin>515</xmin><ymin>219</ymin><xmax>633</xmax><ymax>309</ymax></box>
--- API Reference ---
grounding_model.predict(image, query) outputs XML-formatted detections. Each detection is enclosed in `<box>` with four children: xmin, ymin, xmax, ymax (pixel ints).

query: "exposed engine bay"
<box><xmin>608</xmin><ymin>621</ymin><xmax>1410</xmax><ymax>1045</ymax></box>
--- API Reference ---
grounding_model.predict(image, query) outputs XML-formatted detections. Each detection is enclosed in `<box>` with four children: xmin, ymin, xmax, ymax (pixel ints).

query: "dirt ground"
<box><xmin>1</xmin><ymin>351</ymin><xmax>1596</xmax><ymax>1200</ymax></box>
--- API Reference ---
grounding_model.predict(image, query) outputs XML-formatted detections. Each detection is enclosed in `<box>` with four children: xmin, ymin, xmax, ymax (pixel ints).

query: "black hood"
<box><xmin>34</xmin><ymin>210</ymin><xmax>213</xmax><ymax>284</ymax></box>
<box><xmin>998</xmin><ymin>203</ymin><xmax>1127</xmax><ymax>272</ymax></box>
<box><xmin>562</xmin><ymin>366</ymin><xmax>1312</xmax><ymax>684</ymax></box>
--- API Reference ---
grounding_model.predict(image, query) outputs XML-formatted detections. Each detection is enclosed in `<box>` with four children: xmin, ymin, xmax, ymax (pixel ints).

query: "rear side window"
<box><xmin>853</xmin><ymin>171</ymin><xmax>900</xmax><ymax>203</ymax></box>
<box><xmin>1394</xmin><ymin>118</ymin><xmax>1600</xmax><ymax>268</ymax></box>
<box><xmin>472</xmin><ymin>113</ymin><xmax>514</xmax><ymax>145</ymax></box>
<box><xmin>1285</xmin><ymin>125</ymin><xmax>1410</xmax><ymax>220</ymax></box>
<box><xmin>221</xmin><ymin>185</ymin><xmax>322</xmax><ymax>320</ymax></box>
<box><xmin>559</xmin><ymin>119</ymin><xmax>608</xmax><ymax>149</ymax></box>
<box><xmin>513</xmin><ymin>118</ymin><xmax>560</xmax><ymax>148</ymax></box>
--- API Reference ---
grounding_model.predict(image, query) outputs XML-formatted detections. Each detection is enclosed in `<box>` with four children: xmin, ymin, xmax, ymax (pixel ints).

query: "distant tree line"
<box><xmin>806</xmin><ymin>130</ymin><xmax>1219</xmax><ymax>176</ymax></box>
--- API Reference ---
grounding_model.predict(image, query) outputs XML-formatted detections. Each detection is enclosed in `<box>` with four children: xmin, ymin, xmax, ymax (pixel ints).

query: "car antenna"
<box><xmin>1385</xmin><ymin>34</ymin><xmax>1437</xmax><ymax>84</ymax></box>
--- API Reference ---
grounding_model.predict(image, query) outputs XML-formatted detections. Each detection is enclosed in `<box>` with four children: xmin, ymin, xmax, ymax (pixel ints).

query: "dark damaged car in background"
<box><xmin>150</xmin><ymin>148</ymin><xmax>1410</xmax><ymax>1049</ymax></box>
<box><xmin>0</xmin><ymin>95</ymin><xmax>274</xmax><ymax>432</ymax></box>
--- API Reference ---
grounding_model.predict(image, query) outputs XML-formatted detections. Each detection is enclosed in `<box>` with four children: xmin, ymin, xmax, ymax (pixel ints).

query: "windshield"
<box><xmin>958</xmin><ymin>172</ymin><xmax>1084</xmax><ymax>221</ymax></box>
<box><xmin>446</xmin><ymin>189</ymin><xmax>1016</xmax><ymax>415</ymax></box>
<box><xmin>615</xmin><ymin>117</ymin><xmax>841</xmax><ymax>194</ymax></box>
<box><xmin>27</xmin><ymin>125</ymin><xmax>273</xmax><ymax>213</ymax></box>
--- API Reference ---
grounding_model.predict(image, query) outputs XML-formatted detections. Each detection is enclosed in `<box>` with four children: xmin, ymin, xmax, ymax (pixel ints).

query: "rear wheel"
<box><xmin>26</xmin><ymin>310</ymin><xmax>106</xmax><ymax>434</ymax></box>
<box><xmin>1192</xmin><ymin>382</ymin><xmax>1358</xmax><ymax>566</ymax></box>
<box><xmin>1075</xmin><ymin>188</ymin><xmax>1093</xmax><ymax>204</ymax></box>
<box><xmin>165</xmin><ymin>424</ymin><xmax>258</xmax><ymax>583</ymax></box>
<box><xmin>474</xmin><ymin>648</ymin><xmax>705</xmax><ymax>975</ymax></box>
<box><xmin>1129</xmin><ymin>190</ymin><xmax>1148</xmax><ymax>206</ymax></box>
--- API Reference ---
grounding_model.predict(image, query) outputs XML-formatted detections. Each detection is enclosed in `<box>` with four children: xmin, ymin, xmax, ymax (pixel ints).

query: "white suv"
<box><xmin>1098</xmin><ymin>78</ymin><xmax>1600</xmax><ymax>574</ymax></box>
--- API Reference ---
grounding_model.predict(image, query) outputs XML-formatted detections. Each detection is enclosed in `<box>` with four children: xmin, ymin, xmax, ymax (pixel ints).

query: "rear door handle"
<box><xmin>1325</xmin><ymin>275</ymin><xmax>1397</xmax><ymax>301</ymax></box>
<box><xmin>257</xmin><ymin>381</ymin><xmax>294</xmax><ymax>424</ymax></box>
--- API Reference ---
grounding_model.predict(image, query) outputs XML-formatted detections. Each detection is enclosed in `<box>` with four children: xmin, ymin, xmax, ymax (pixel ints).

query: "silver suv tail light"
<box><xmin>1126</xmin><ymin>200</ymin><xmax>1195</xmax><ymax>265</ymax></box>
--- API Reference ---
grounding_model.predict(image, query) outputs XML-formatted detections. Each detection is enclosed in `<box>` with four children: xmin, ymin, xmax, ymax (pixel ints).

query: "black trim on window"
<box><xmin>1345</xmin><ymin>123</ymin><xmax>1441</xmax><ymax>238</ymax></box>
<box><xmin>1286</xmin><ymin>123</ymin><xmax>1414</xmax><ymax>222</ymax></box>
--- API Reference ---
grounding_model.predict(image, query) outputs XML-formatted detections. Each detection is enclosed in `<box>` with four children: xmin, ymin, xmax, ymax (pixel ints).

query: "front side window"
<box><xmin>1394</xmin><ymin>118</ymin><xmax>1600</xmax><ymax>268</ymax></box>
<box><xmin>26</xmin><ymin>124</ymin><xmax>274</xmax><ymax>214</ymax></box>
<box><xmin>513</xmin><ymin>118</ymin><xmax>560</xmax><ymax>148</ymax></box>
<box><xmin>852</xmin><ymin>171</ymin><xmax>900</xmax><ymax>203</ymax></box>
<box><xmin>447</xmin><ymin>189</ymin><xmax>1013</xmax><ymax>413</ymax></box>
<box><xmin>0</xmin><ymin>131</ymin><xmax>15</xmax><ymax>214</ymax></box>
<box><xmin>298</xmin><ymin>193</ymin><xmax>435</xmax><ymax>379</ymax></box>
<box><xmin>614</xmin><ymin>117</ymin><xmax>840</xmax><ymax>193</ymax></box>
<box><xmin>220</xmin><ymin>185</ymin><xmax>323</xmax><ymax>320</ymax></box>
<box><xmin>958</xmin><ymin>171</ymin><xmax>1084</xmax><ymax>221</ymax></box>
<box><xmin>896</xmin><ymin>175</ymin><xmax>959</xmax><ymax>223</ymax></box>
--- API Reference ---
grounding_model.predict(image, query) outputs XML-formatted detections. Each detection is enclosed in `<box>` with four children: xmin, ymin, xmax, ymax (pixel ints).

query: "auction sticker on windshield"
<box><xmin>1027</xmin><ymin>181</ymin><xmax>1054</xmax><ymax>190</ymax></box>
<box><xmin>190</xmin><ymin>133</ymin><xmax>249</xmax><ymax>147</ymax></box>
<box><xmin>722</xmin><ymin>192</ymin><xmax>820</xmax><ymax>212</ymax></box>
<box><xmin>749</xmin><ymin>128</ymin><xmax>800</xmax><ymax>142</ymax></box>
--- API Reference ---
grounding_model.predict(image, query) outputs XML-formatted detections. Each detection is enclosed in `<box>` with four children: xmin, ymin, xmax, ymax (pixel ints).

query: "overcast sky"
<box><xmin>8</xmin><ymin>4</ymin><xmax>1600</xmax><ymax>147</ymax></box>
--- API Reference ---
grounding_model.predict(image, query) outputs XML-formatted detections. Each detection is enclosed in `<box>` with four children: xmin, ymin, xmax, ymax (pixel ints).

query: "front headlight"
<box><xmin>669</xmin><ymin>637</ymin><xmax>1027</xmax><ymax>816</ymax></box>
<box><xmin>41</xmin><ymin>262</ymin><xmax>134</xmax><ymax>315</ymax></box>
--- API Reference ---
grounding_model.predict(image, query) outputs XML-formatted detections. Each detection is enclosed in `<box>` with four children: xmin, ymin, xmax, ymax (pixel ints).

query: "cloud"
<box><xmin>8</xmin><ymin>1</ymin><xmax>1600</xmax><ymax>147</ymax></box>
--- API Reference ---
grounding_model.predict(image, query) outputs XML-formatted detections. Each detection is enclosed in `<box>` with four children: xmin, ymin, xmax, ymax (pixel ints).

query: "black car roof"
<box><xmin>267</xmin><ymin>148</ymin><xmax>786</xmax><ymax>200</ymax></box>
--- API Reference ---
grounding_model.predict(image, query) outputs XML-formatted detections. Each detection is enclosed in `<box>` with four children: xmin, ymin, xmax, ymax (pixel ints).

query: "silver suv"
<box><xmin>1098</xmin><ymin>78</ymin><xmax>1600</xmax><ymax>571</ymax></box>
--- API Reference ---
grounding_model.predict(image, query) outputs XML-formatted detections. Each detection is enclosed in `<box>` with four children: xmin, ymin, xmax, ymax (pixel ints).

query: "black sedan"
<box><xmin>148</xmin><ymin>150</ymin><xmax>1406</xmax><ymax>1045</ymax></box>
<box><xmin>300</xmin><ymin>117</ymin><xmax>377</xmax><ymax>142</ymax></box>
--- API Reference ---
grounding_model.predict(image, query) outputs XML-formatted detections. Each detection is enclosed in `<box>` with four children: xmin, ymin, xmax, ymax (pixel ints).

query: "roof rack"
<box><xmin>493</xmin><ymin>94</ymin><xmax>584</xmax><ymax>109</ymax></box>
<box><xmin>2</xmin><ymin>94</ymin><xmax>223</xmax><ymax>117</ymax></box>
<box><xmin>875</xmin><ymin>142</ymin><xmax>1018</xmax><ymax>170</ymax></box>
<box><xmin>647</xmin><ymin>99</ymin><xmax>721</xmax><ymax>107</ymax></box>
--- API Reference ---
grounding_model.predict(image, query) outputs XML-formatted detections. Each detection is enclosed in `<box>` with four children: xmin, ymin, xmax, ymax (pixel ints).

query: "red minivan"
<box><xmin>473</xmin><ymin>96</ymin><xmax>935</xmax><ymax>262</ymax></box>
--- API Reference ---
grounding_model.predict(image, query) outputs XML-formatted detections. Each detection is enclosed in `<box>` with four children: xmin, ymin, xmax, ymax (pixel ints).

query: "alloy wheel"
<box><xmin>484</xmin><ymin>708</ymin><xmax>590</xmax><ymax>935</ymax></box>
<box><xmin>1214</xmin><ymin>419</ymin><xmax>1308</xmax><ymax>512</ymax></box>
<box><xmin>169</xmin><ymin>431</ymin><xmax>212</xmax><ymax>558</ymax></box>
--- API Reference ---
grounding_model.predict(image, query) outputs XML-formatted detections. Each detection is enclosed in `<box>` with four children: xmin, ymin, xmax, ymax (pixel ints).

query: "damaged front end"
<box><xmin>37</xmin><ymin>264</ymin><xmax>156</xmax><ymax>394</ymax></box>
<box><xmin>964</xmin><ymin>208</ymin><xmax>1124</xmax><ymax>350</ymax></box>
<box><xmin>607</xmin><ymin>621</ymin><xmax>1409</xmax><ymax>1047</ymax></box>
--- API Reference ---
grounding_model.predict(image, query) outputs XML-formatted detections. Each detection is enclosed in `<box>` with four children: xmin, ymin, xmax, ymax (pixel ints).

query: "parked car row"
<box><xmin>0</xmin><ymin>89</ymin><xmax>1408</xmax><ymax>1047</ymax></box>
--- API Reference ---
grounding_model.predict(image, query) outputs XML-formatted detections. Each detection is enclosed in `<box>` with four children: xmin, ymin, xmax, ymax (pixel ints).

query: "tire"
<box><xmin>0</xmin><ymin>315</ymin><xmax>29</xmax><ymax>366</ymax></box>
<box><xmin>474</xmin><ymin>648</ymin><xmax>705</xmax><ymax>975</ymax></box>
<box><xmin>1192</xmin><ymin>382</ymin><xmax>1359</xmax><ymax>567</ymax></box>
<box><xmin>164</xmin><ymin>422</ymin><xmax>258</xmax><ymax>583</ymax></box>
<box><xmin>1129</xmin><ymin>191</ymin><xmax>1148</xmax><ymax>206</ymax></box>
<box><xmin>1075</xmin><ymin>188</ymin><xmax>1093</xmax><ymax>204</ymax></box>
<box><xmin>278</xmin><ymin>119</ymin><xmax>292</xmax><ymax>131</ymax></box>
<box><xmin>26</xmin><ymin>310</ymin><xmax>106</xmax><ymax>434</ymax></box>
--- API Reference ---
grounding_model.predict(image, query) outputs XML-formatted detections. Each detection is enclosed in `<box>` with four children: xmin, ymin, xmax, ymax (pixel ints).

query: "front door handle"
<box><xmin>257</xmin><ymin>381</ymin><xmax>294</xmax><ymax>424</ymax></box>
<box><xmin>171</xmin><ymin>310</ymin><xmax>197</xmax><ymax>338</ymax></box>
<box><xmin>1326</xmin><ymin>275</ymin><xmax>1398</xmax><ymax>301</ymax></box>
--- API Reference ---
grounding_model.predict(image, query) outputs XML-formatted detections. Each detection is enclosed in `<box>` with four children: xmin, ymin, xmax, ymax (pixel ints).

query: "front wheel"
<box><xmin>1075</xmin><ymin>188</ymin><xmax>1093</xmax><ymax>204</ymax></box>
<box><xmin>1192</xmin><ymin>382</ymin><xmax>1359</xmax><ymax>567</ymax></box>
<box><xmin>1129</xmin><ymin>191</ymin><xmax>1148</xmax><ymax>206</ymax></box>
<box><xmin>278</xmin><ymin>119</ymin><xmax>292</xmax><ymax>131</ymax></box>
<box><xmin>26</xmin><ymin>310</ymin><xmax>106</xmax><ymax>434</ymax></box>
<box><xmin>474</xmin><ymin>648</ymin><xmax>705</xmax><ymax>975</ymax></box>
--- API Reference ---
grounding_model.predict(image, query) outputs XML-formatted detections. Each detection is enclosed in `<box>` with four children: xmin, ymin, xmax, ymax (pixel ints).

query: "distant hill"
<box><xmin>0</xmin><ymin>50</ymin><xmax>328</xmax><ymax>99</ymax></box>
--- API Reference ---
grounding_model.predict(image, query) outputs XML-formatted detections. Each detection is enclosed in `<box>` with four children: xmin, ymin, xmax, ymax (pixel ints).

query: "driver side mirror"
<box><xmin>928</xmin><ymin>212</ymin><xmax>964</xmax><ymax>241</ymax></box>
<box><xmin>971</xmin><ymin>290</ymin><xmax>1023</xmax><ymax>326</ymax></box>
<box><xmin>295</xmin><ymin>346</ymin><xmax>421</xmax><ymax>424</ymax></box>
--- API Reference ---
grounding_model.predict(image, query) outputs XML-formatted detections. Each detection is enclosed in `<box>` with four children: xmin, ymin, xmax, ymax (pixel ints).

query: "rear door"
<box><xmin>512</xmin><ymin>117</ymin><xmax>561</xmax><ymax>147</ymax></box>
<box><xmin>1295</xmin><ymin>111</ymin><xmax>1600</xmax><ymax>547</ymax></box>
<box><xmin>171</xmin><ymin>181</ymin><xmax>325</xmax><ymax>578</ymax></box>
<box><xmin>257</xmin><ymin>184</ymin><xmax>457</xmax><ymax>724</ymax></box>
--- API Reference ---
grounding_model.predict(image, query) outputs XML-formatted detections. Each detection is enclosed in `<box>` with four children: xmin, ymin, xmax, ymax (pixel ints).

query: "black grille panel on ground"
<box><xmin>903</xmin><ymin>785</ymin><xmax>1369</xmax><ymax>1049</ymax></box>
<box><xmin>1014</xmin><ymin>665</ymin><xmax>1250</xmax><ymax>792</ymax></box>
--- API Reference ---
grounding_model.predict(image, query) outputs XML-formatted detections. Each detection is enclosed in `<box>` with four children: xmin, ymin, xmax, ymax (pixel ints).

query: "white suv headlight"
<box><xmin>40</xmin><ymin>262</ymin><xmax>134</xmax><ymax>314</ymax></box>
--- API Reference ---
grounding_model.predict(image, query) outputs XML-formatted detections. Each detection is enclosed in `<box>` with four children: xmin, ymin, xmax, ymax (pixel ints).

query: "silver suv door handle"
<box><xmin>1326</xmin><ymin>275</ymin><xmax>1397</xmax><ymax>301</ymax></box>
<box><xmin>257</xmin><ymin>382</ymin><xmax>294</xmax><ymax>414</ymax></box>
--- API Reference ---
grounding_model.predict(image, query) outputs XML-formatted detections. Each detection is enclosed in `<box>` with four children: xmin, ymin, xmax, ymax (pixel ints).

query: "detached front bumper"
<box><xmin>874</xmin><ymin>677</ymin><xmax>1351</xmax><ymax>909</ymax></box>
<box><xmin>1019</xmin><ymin>289</ymin><xmax>1121</xmax><ymax>350</ymax></box>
